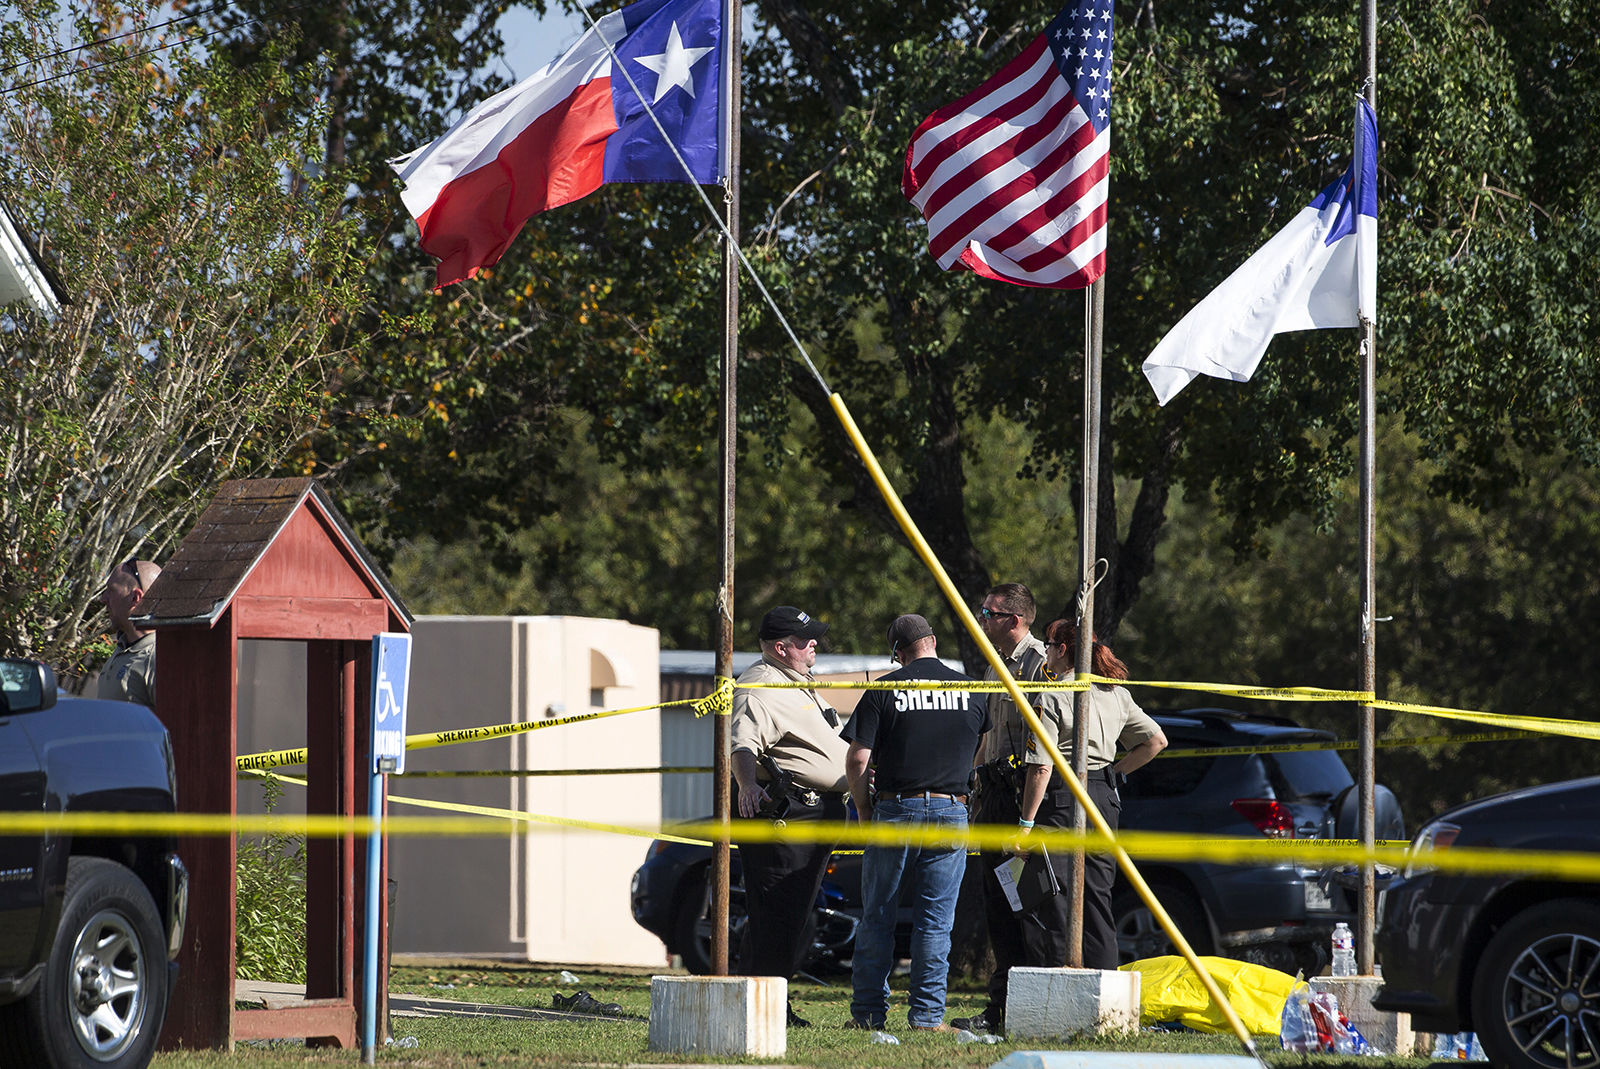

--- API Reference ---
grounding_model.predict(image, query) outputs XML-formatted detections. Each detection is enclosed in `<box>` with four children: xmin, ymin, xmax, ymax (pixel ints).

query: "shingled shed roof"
<box><xmin>133</xmin><ymin>477</ymin><xmax>411</xmax><ymax>628</ymax></box>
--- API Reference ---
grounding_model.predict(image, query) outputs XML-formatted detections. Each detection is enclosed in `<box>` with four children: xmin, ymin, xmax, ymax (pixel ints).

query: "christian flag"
<box><xmin>391</xmin><ymin>0</ymin><xmax>724</xmax><ymax>289</ymax></box>
<box><xmin>1142</xmin><ymin>100</ymin><xmax>1379</xmax><ymax>405</ymax></box>
<box><xmin>902</xmin><ymin>2</ymin><xmax>1114</xmax><ymax>290</ymax></box>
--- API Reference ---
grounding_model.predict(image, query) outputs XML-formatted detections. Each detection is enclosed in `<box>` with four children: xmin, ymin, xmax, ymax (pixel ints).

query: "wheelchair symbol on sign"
<box><xmin>375</xmin><ymin>675</ymin><xmax>401</xmax><ymax>724</ymax></box>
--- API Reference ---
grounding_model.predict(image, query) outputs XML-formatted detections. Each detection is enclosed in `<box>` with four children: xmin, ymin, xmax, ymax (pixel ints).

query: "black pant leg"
<box><xmin>1081</xmin><ymin>777</ymin><xmax>1122</xmax><ymax>970</ymax></box>
<box><xmin>971</xmin><ymin>782</ymin><xmax>1024</xmax><ymax>1013</ymax></box>
<box><xmin>736</xmin><ymin>797</ymin><xmax>838</xmax><ymax>979</ymax></box>
<box><xmin>737</xmin><ymin>839</ymin><xmax>804</xmax><ymax>977</ymax></box>
<box><xmin>979</xmin><ymin>851</ymin><xmax>1026</xmax><ymax>1010</ymax></box>
<box><xmin>1019</xmin><ymin>789</ymin><xmax>1072</xmax><ymax>968</ymax></box>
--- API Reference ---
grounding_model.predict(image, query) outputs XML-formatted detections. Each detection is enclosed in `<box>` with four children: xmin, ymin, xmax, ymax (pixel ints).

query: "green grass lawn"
<box><xmin>151</xmin><ymin>963</ymin><xmax>1442</xmax><ymax>1067</ymax></box>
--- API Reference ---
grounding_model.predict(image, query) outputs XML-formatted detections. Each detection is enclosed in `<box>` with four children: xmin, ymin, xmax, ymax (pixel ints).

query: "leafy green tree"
<box><xmin>1123</xmin><ymin>422</ymin><xmax>1598</xmax><ymax>823</ymax></box>
<box><xmin>385</xmin><ymin>405</ymin><xmax>1076</xmax><ymax>654</ymax></box>
<box><xmin>0</xmin><ymin>4</ymin><xmax>368</xmax><ymax>671</ymax></box>
<box><xmin>213</xmin><ymin>0</ymin><xmax>1595</xmax><ymax>680</ymax></box>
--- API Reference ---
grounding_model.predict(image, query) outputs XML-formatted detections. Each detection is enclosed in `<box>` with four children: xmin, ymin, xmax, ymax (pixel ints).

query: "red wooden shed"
<box><xmin>132</xmin><ymin>477</ymin><xmax>411</xmax><ymax>1050</ymax></box>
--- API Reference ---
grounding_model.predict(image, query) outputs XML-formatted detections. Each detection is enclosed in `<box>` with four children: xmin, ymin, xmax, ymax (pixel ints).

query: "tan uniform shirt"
<box><xmin>979</xmin><ymin>631</ymin><xmax>1048</xmax><ymax>764</ymax></box>
<box><xmin>730</xmin><ymin>656</ymin><xmax>848</xmax><ymax>792</ymax></box>
<box><xmin>1024</xmin><ymin>681</ymin><xmax>1160</xmax><ymax>771</ymax></box>
<box><xmin>97</xmin><ymin>633</ymin><xmax>156</xmax><ymax>708</ymax></box>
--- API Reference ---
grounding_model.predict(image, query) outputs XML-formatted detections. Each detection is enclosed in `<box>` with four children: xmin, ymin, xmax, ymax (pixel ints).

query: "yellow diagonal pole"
<box><xmin>828</xmin><ymin>392</ymin><xmax>1262</xmax><ymax>1062</ymax></box>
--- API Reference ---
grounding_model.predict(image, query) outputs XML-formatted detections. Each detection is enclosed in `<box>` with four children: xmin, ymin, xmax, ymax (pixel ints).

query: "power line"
<box><xmin>2</xmin><ymin>0</ymin><xmax>318</xmax><ymax>97</ymax></box>
<box><xmin>0</xmin><ymin>5</ymin><xmax>212</xmax><ymax>78</ymax></box>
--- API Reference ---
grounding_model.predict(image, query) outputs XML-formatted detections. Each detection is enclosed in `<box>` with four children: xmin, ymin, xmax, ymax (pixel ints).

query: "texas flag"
<box><xmin>391</xmin><ymin>0</ymin><xmax>724</xmax><ymax>289</ymax></box>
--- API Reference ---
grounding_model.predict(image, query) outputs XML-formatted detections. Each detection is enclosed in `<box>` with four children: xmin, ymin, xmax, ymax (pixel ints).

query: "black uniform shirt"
<box><xmin>844</xmin><ymin>657</ymin><xmax>990</xmax><ymax>796</ymax></box>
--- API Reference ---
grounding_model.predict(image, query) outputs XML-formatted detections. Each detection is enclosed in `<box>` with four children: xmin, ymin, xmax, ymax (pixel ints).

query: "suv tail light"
<box><xmin>1232</xmin><ymin>798</ymin><xmax>1296</xmax><ymax>838</ymax></box>
<box><xmin>1403</xmin><ymin>820</ymin><xmax>1461</xmax><ymax>876</ymax></box>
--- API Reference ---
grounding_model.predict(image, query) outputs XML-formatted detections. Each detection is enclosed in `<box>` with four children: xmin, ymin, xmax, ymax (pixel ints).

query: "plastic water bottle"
<box><xmin>1331</xmin><ymin>921</ymin><xmax>1356</xmax><ymax>976</ymax></box>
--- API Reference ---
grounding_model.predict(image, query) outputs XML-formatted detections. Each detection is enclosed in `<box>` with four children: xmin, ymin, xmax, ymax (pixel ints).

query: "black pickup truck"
<box><xmin>0</xmin><ymin>657</ymin><xmax>187</xmax><ymax>1069</ymax></box>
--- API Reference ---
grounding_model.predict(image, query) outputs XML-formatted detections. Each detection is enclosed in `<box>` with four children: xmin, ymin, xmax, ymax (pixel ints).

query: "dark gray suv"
<box><xmin>1113</xmin><ymin>708</ymin><xmax>1404</xmax><ymax>977</ymax></box>
<box><xmin>631</xmin><ymin>706</ymin><xmax>1402</xmax><ymax>978</ymax></box>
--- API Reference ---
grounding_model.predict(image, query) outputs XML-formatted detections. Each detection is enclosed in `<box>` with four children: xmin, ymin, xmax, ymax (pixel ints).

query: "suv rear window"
<box><xmin>1267</xmin><ymin>750</ymin><xmax>1353</xmax><ymax>801</ymax></box>
<box><xmin>1123</xmin><ymin>754</ymin><xmax>1215</xmax><ymax>799</ymax></box>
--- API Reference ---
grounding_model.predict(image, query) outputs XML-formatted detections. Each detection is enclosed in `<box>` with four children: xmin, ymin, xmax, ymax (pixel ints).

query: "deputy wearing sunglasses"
<box><xmin>96</xmin><ymin>558</ymin><xmax>162</xmax><ymax>708</ymax></box>
<box><xmin>954</xmin><ymin>582</ymin><xmax>1048</xmax><ymax>1037</ymax></box>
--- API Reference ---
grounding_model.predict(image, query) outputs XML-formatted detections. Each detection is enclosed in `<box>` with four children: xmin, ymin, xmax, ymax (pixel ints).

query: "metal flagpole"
<box><xmin>710</xmin><ymin>0</ymin><xmax>742</xmax><ymax>977</ymax></box>
<box><xmin>1356</xmin><ymin>0</ymin><xmax>1379</xmax><ymax>976</ymax></box>
<box><xmin>1069</xmin><ymin>276</ymin><xmax>1106</xmax><ymax>967</ymax></box>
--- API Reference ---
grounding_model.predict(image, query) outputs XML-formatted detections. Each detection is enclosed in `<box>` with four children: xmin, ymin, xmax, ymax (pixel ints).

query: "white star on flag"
<box><xmin>634</xmin><ymin>21</ymin><xmax>714</xmax><ymax>104</ymax></box>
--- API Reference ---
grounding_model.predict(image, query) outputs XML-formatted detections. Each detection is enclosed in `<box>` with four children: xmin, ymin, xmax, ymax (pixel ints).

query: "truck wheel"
<box><xmin>6</xmin><ymin>858</ymin><xmax>168</xmax><ymax>1069</ymax></box>
<box><xmin>671</xmin><ymin>873</ymin><xmax>746</xmax><ymax>976</ymax></box>
<box><xmin>1471</xmin><ymin>899</ymin><xmax>1600</xmax><ymax>1069</ymax></box>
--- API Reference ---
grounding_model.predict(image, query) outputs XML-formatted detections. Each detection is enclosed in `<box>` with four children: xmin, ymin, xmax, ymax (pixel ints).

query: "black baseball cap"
<box><xmin>758</xmin><ymin>605</ymin><xmax>829</xmax><ymax>641</ymax></box>
<box><xmin>887</xmin><ymin>614</ymin><xmax>934</xmax><ymax>652</ymax></box>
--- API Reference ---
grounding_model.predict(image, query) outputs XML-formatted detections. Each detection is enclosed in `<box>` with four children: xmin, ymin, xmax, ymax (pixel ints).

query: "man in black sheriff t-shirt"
<box><xmin>842</xmin><ymin>614</ymin><xmax>989</xmax><ymax>1031</ymax></box>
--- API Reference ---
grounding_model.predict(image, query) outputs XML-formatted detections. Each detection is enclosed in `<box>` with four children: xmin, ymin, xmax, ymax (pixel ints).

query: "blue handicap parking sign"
<box><xmin>371</xmin><ymin>633</ymin><xmax>412</xmax><ymax>774</ymax></box>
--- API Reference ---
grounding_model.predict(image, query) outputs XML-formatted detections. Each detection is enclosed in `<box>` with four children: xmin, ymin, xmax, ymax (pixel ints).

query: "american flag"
<box><xmin>902</xmin><ymin>2</ymin><xmax>1114</xmax><ymax>289</ymax></box>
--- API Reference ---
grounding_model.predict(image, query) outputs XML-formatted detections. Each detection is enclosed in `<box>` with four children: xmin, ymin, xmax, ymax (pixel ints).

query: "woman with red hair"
<box><xmin>1016</xmin><ymin>620</ymin><xmax>1167</xmax><ymax>969</ymax></box>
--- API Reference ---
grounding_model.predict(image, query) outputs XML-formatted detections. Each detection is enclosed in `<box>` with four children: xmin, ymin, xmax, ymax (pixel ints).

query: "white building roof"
<box><xmin>0</xmin><ymin>200</ymin><xmax>64</xmax><ymax>316</ymax></box>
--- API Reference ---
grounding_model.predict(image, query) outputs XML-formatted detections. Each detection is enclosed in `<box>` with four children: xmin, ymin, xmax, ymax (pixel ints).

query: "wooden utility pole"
<box><xmin>710</xmin><ymin>0</ymin><xmax>742</xmax><ymax>976</ymax></box>
<box><xmin>1356</xmin><ymin>0</ymin><xmax>1379</xmax><ymax>975</ymax></box>
<box><xmin>1068</xmin><ymin>276</ymin><xmax>1106</xmax><ymax>966</ymax></box>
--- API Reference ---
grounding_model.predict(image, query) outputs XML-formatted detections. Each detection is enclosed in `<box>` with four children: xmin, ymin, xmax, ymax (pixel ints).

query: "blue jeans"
<box><xmin>850</xmin><ymin>796</ymin><xmax>968</xmax><ymax>1028</ymax></box>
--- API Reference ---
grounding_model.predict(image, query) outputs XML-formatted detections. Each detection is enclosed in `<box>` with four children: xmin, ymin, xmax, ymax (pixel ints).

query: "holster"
<box><xmin>756</xmin><ymin>753</ymin><xmax>798</xmax><ymax>822</ymax></box>
<box><xmin>971</xmin><ymin>757</ymin><xmax>1023</xmax><ymax>824</ymax></box>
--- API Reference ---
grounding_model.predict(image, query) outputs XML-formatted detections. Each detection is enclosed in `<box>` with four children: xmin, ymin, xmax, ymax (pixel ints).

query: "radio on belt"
<box><xmin>370</xmin><ymin>633</ymin><xmax>412</xmax><ymax>774</ymax></box>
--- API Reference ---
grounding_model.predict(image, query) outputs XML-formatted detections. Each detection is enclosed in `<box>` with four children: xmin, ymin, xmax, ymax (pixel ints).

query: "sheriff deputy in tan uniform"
<box><xmin>730</xmin><ymin>605</ymin><xmax>848</xmax><ymax>1027</ymax></box>
<box><xmin>97</xmin><ymin>559</ymin><xmax>162</xmax><ymax>708</ymax></box>
<box><xmin>957</xmin><ymin>580</ymin><xmax>1050</xmax><ymax>1036</ymax></box>
<box><xmin>1018</xmin><ymin>619</ymin><xmax>1167</xmax><ymax>971</ymax></box>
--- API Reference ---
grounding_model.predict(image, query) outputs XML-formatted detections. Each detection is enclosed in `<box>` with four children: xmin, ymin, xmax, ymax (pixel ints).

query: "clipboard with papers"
<box><xmin>994</xmin><ymin>847</ymin><xmax>1063</xmax><ymax>913</ymax></box>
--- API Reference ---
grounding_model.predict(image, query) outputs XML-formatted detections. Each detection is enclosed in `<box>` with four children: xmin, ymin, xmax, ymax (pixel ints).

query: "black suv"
<box><xmin>0</xmin><ymin>658</ymin><xmax>187</xmax><ymax>1069</ymax></box>
<box><xmin>1372</xmin><ymin>775</ymin><xmax>1600</xmax><ymax>1069</ymax></box>
<box><xmin>630</xmin><ymin>706</ymin><xmax>1402</xmax><ymax>977</ymax></box>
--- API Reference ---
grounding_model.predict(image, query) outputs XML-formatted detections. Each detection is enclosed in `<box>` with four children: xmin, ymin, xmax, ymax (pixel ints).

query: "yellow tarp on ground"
<box><xmin>1120</xmin><ymin>955</ymin><xmax>1303</xmax><ymax>1035</ymax></box>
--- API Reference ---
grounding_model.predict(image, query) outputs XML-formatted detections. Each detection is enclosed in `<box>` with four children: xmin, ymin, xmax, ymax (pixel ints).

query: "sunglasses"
<box><xmin>978</xmin><ymin>607</ymin><xmax>1016</xmax><ymax>620</ymax></box>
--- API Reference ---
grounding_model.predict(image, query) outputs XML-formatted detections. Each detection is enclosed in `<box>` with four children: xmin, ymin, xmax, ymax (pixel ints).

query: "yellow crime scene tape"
<box><xmin>691</xmin><ymin>676</ymin><xmax>734</xmax><ymax>718</ymax></box>
<box><xmin>234</xmin><ymin>729</ymin><xmax>1546</xmax><ymax>790</ymax></box>
<box><xmin>289</xmin><ymin>731</ymin><xmax>1514</xmax><ymax>783</ymax></box>
<box><xmin>6</xmin><ymin>799</ymin><xmax>1589</xmax><ymax>881</ymax></box>
<box><xmin>745</xmin><ymin>675</ymin><xmax>1600</xmax><ymax>740</ymax></box>
<box><xmin>235</xmin><ymin>692</ymin><xmax>718</xmax><ymax>772</ymax></box>
<box><xmin>235</xmin><ymin>666</ymin><xmax>1589</xmax><ymax>774</ymax></box>
<box><xmin>215</xmin><ymin>648</ymin><xmax>1597</xmax><ymax>884</ymax></box>
<box><xmin>248</xmin><ymin>770</ymin><xmax>712</xmax><ymax>847</ymax></box>
<box><xmin>251</xmin><ymin>728</ymin><xmax>1533</xmax><ymax>783</ymax></box>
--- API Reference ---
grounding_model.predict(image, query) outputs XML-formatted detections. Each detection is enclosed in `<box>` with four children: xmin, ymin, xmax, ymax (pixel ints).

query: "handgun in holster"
<box><xmin>756</xmin><ymin>753</ymin><xmax>795</xmax><ymax>822</ymax></box>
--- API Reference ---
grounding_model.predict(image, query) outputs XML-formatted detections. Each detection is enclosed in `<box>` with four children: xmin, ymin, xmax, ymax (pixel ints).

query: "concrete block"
<box><xmin>995</xmin><ymin>1053</ymin><xmax>1260</xmax><ymax>1069</ymax></box>
<box><xmin>1006</xmin><ymin>967</ymin><xmax>1140</xmax><ymax>1040</ymax></box>
<box><xmin>1309</xmin><ymin>975</ymin><xmax>1420</xmax><ymax>1056</ymax></box>
<box><xmin>646</xmin><ymin>975</ymin><xmax>785</xmax><ymax>1057</ymax></box>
